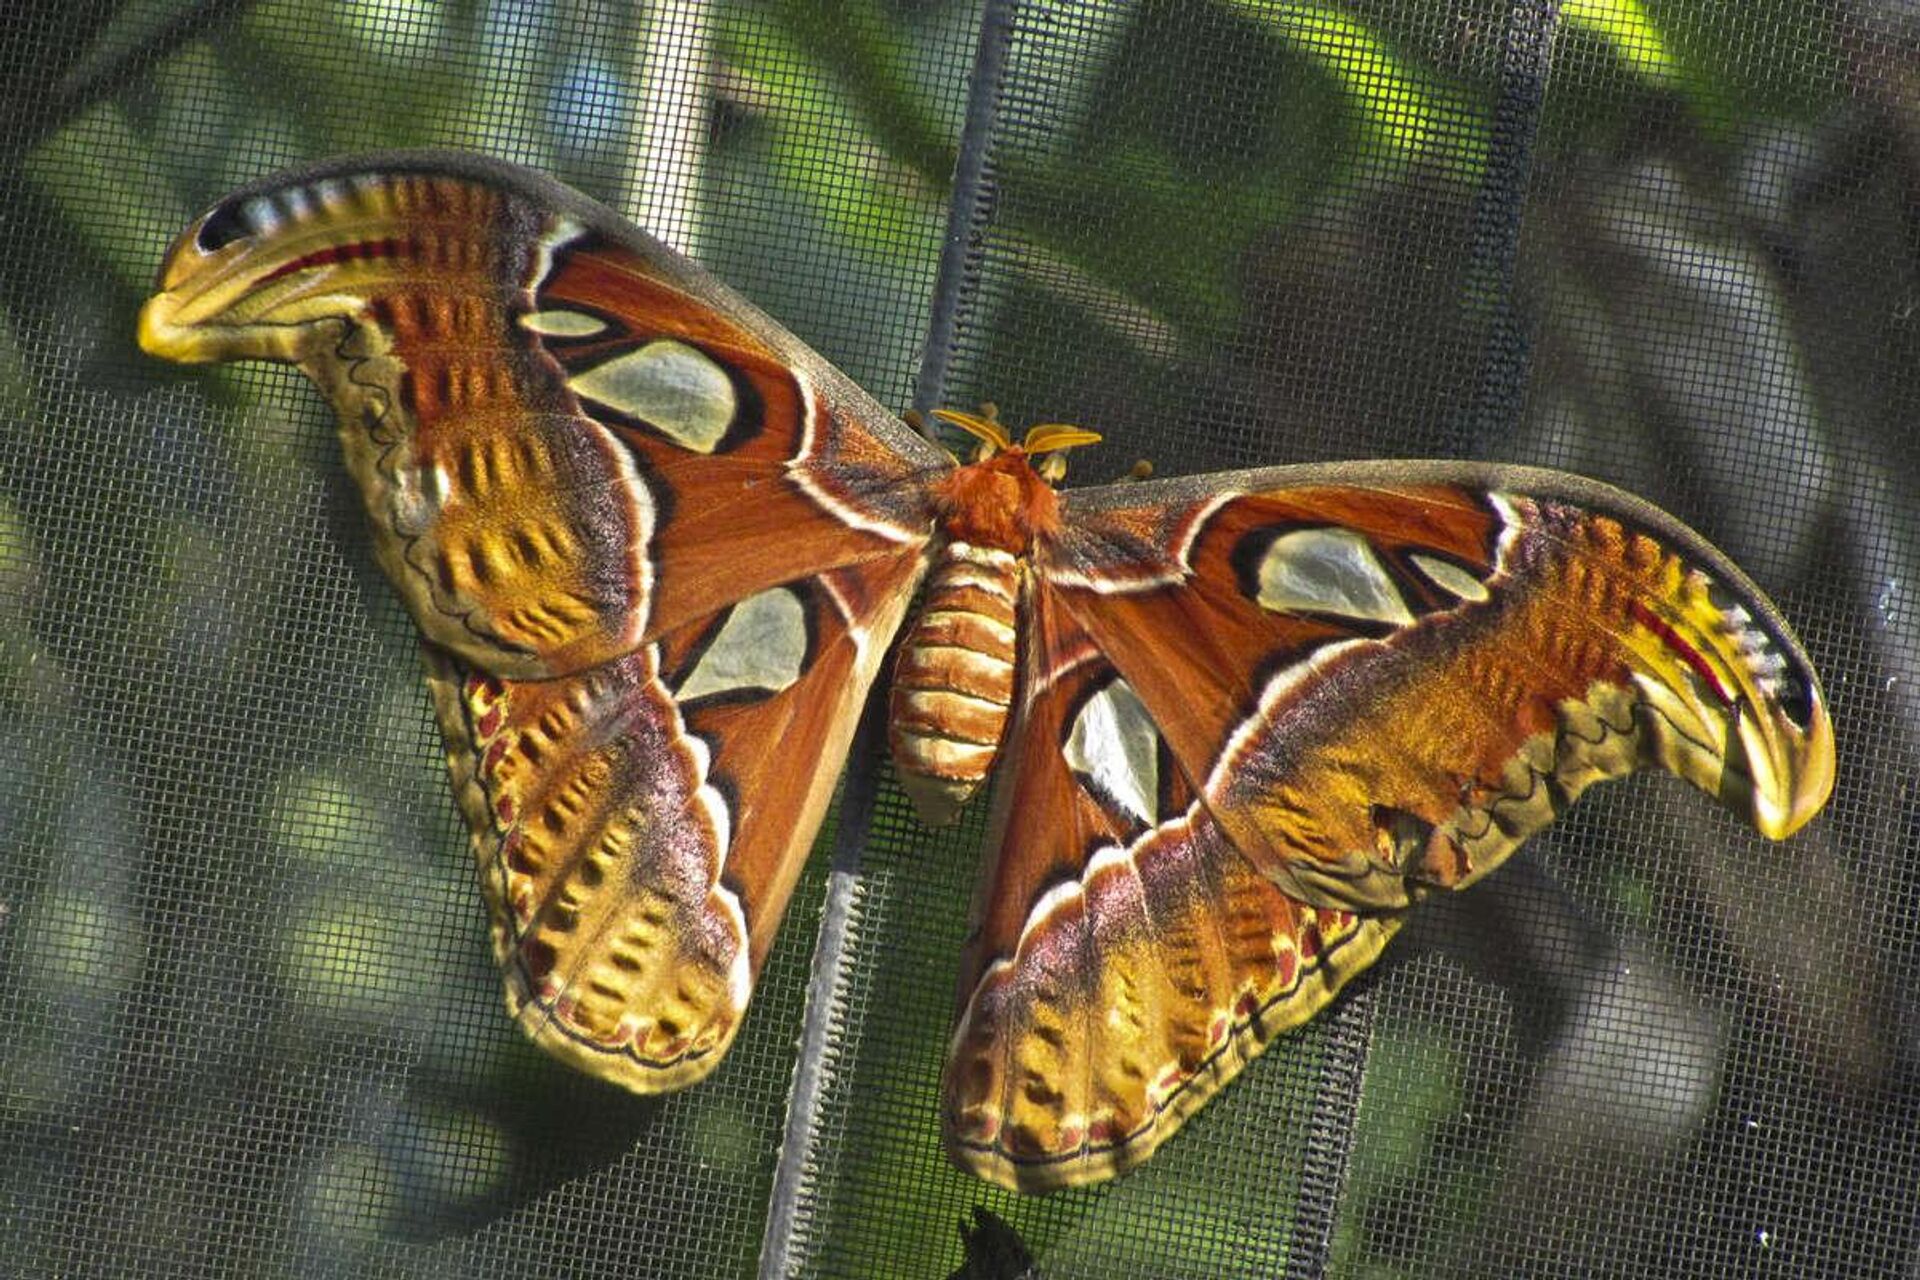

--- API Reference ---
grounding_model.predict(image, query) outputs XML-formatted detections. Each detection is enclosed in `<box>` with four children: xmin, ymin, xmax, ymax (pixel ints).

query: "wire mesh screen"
<box><xmin>1</xmin><ymin>1</ymin><xmax>1913</xmax><ymax>1277</ymax></box>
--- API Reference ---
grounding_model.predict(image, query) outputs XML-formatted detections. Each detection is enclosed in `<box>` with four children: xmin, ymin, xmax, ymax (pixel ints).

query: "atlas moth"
<box><xmin>139</xmin><ymin>151</ymin><xmax>1833</xmax><ymax>1192</ymax></box>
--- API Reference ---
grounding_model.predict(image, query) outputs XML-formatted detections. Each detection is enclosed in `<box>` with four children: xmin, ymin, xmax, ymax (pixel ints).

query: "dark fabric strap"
<box><xmin>1451</xmin><ymin>0</ymin><xmax>1560</xmax><ymax>456</ymax></box>
<box><xmin>760</xmin><ymin>3</ymin><xmax>1021</xmax><ymax>1272</ymax></box>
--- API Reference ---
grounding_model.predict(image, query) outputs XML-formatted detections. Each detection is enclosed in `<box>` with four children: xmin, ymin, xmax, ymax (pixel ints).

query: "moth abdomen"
<box><xmin>888</xmin><ymin>541</ymin><xmax>1021</xmax><ymax>825</ymax></box>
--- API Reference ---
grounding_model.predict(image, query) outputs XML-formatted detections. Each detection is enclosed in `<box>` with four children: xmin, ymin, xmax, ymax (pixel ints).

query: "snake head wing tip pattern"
<box><xmin>141</xmin><ymin>150</ymin><xmax>1835</xmax><ymax>1191</ymax></box>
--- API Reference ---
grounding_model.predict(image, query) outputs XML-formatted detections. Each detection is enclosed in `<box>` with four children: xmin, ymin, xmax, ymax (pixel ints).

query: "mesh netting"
<box><xmin>2</xmin><ymin>2</ymin><xmax>1915</xmax><ymax>1277</ymax></box>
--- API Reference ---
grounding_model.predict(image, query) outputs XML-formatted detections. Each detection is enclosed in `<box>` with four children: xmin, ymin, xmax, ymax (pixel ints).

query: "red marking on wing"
<box><xmin>520</xmin><ymin>938</ymin><xmax>556</xmax><ymax>981</ymax></box>
<box><xmin>1629</xmin><ymin>599</ymin><xmax>1734</xmax><ymax>705</ymax></box>
<box><xmin>258</xmin><ymin>238</ymin><xmax>409</xmax><ymax>284</ymax></box>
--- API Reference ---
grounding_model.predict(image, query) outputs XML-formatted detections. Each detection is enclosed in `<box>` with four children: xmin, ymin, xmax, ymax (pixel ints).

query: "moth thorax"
<box><xmin>887</xmin><ymin>541</ymin><xmax>1022</xmax><ymax>826</ymax></box>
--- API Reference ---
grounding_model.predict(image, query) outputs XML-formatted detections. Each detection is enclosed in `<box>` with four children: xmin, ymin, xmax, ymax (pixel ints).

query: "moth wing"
<box><xmin>139</xmin><ymin>152</ymin><xmax>946</xmax><ymax>1090</ymax></box>
<box><xmin>945</xmin><ymin>460</ymin><xmax>1836</xmax><ymax>1189</ymax></box>
<box><xmin>139</xmin><ymin>150</ymin><xmax>946</xmax><ymax>679</ymax></box>
<box><xmin>428</xmin><ymin>550</ymin><xmax>923</xmax><ymax>1090</ymax></box>
<box><xmin>1041</xmin><ymin>460</ymin><xmax>1834</xmax><ymax>912</ymax></box>
<box><xmin>943</xmin><ymin>581</ymin><xmax>1400</xmax><ymax>1191</ymax></box>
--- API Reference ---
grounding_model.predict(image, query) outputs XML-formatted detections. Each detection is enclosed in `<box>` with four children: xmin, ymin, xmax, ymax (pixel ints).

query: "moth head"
<box><xmin>926</xmin><ymin>411</ymin><xmax>1102</xmax><ymax>551</ymax></box>
<box><xmin>1023</xmin><ymin>422</ymin><xmax>1104</xmax><ymax>482</ymax></box>
<box><xmin>931</xmin><ymin>408</ymin><xmax>1102</xmax><ymax>483</ymax></box>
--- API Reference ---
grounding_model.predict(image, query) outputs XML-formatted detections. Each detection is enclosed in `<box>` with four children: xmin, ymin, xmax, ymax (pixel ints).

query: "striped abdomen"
<box><xmin>888</xmin><ymin>542</ymin><xmax>1022</xmax><ymax>825</ymax></box>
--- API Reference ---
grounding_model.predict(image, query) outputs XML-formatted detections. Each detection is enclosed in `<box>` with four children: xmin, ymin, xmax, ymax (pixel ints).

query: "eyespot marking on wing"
<box><xmin>1409</xmin><ymin>552</ymin><xmax>1491</xmax><ymax>603</ymax></box>
<box><xmin>1064</xmin><ymin>677</ymin><xmax>1159</xmax><ymax>828</ymax></box>
<box><xmin>569</xmin><ymin>339</ymin><xmax>738</xmax><ymax>452</ymax></box>
<box><xmin>1250</xmin><ymin>527</ymin><xmax>1416</xmax><ymax>625</ymax></box>
<box><xmin>520</xmin><ymin>308</ymin><xmax>610</xmax><ymax>338</ymax></box>
<box><xmin>241</xmin><ymin>194</ymin><xmax>284</xmax><ymax>236</ymax></box>
<box><xmin>675</xmin><ymin>587</ymin><xmax>809</xmax><ymax>702</ymax></box>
